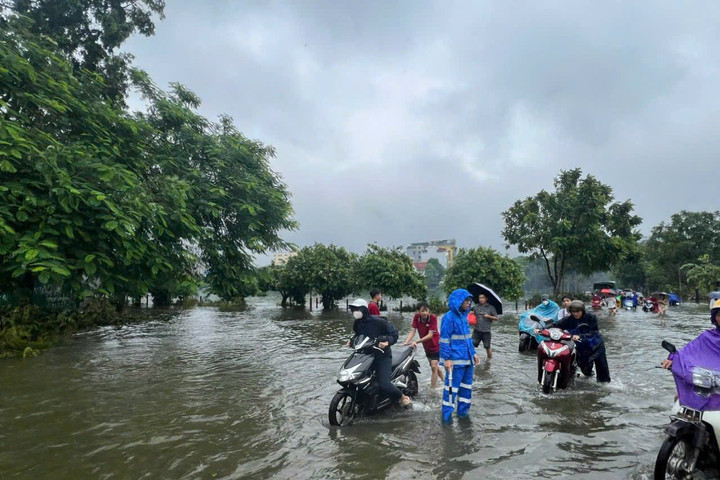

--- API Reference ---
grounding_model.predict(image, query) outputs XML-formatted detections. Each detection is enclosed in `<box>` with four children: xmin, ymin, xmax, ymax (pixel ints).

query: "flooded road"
<box><xmin>0</xmin><ymin>296</ymin><xmax>712</xmax><ymax>479</ymax></box>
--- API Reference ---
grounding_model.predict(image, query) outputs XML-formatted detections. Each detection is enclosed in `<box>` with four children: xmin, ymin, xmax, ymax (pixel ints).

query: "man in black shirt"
<box><xmin>548</xmin><ymin>300</ymin><xmax>610</xmax><ymax>382</ymax></box>
<box><xmin>349</xmin><ymin>298</ymin><xmax>412</xmax><ymax>406</ymax></box>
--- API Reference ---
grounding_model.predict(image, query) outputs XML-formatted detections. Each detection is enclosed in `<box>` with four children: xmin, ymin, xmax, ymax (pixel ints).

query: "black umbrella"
<box><xmin>467</xmin><ymin>282</ymin><xmax>503</xmax><ymax>314</ymax></box>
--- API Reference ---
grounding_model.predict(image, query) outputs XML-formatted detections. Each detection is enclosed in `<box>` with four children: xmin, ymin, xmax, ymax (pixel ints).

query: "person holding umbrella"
<box><xmin>467</xmin><ymin>283</ymin><xmax>503</xmax><ymax>361</ymax></box>
<box><xmin>472</xmin><ymin>293</ymin><xmax>499</xmax><ymax>360</ymax></box>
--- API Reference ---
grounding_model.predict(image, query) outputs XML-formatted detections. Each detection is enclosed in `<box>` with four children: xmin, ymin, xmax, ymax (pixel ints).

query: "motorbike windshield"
<box><xmin>671</xmin><ymin>329</ymin><xmax>720</xmax><ymax>410</ymax></box>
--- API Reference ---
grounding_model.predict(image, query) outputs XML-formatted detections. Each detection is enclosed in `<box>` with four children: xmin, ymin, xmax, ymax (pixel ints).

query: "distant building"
<box><xmin>407</xmin><ymin>239</ymin><xmax>456</xmax><ymax>269</ymax></box>
<box><xmin>413</xmin><ymin>261</ymin><xmax>428</xmax><ymax>275</ymax></box>
<box><xmin>272</xmin><ymin>251</ymin><xmax>297</xmax><ymax>266</ymax></box>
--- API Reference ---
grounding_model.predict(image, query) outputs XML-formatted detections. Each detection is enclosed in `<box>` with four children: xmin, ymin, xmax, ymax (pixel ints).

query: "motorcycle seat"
<box><xmin>391</xmin><ymin>346</ymin><xmax>413</xmax><ymax>369</ymax></box>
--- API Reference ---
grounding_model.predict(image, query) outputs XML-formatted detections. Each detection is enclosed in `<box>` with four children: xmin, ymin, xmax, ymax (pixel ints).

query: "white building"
<box><xmin>272</xmin><ymin>251</ymin><xmax>297</xmax><ymax>266</ymax></box>
<box><xmin>406</xmin><ymin>239</ymin><xmax>456</xmax><ymax>269</ymax></box>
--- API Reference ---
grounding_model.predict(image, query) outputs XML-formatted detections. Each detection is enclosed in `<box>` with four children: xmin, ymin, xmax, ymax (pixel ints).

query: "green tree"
<box><xmin>612</xmin><ymin>243</ymin><xmax>648</xmax><ymax>292</ymax></box>
<box><xmin>354</xmin><ymin>244</ymin><xmax>427</xmax><ymax>301</ymax></box>
<box><xmin>682</xmin><ymin>254</ymin><xmax>720</xmax><ymax>298</ymax></box>
<box><xmin>424</xmin><ymin>258</ymin><xmax>445</xmax><ymax>291</ymax></box>
<box><xmin>0</xmin><ymin>18</ymin><xmax>295</xmax><ymax>307</ymax></box>
<box><xmin>258</xmin><ymin>262</ymin><xmax>308</xmax><ymax>307</ymax></box>
<box><xmin>2</xmin><ymin>0</ymin><xmax>166</xmax><ymax>104</ymax></box>
<box><xmin>645</xmin><ymin>211</ymin><xmax>720</xmax><ymax>299</ymax></box>
<box><xmin>443</xmin><ymin>247</ymin><xmax>525</xmax><ymax>302</ymax></box>
<box><xmin>502</xmin><ymin>168</ymin><xmax>642</xmax><ymax>296</ymax></box>
<box><xmin>282</xmin><ymin>244</ymin><xmax>357</xmax><ymax>310</ymax></box>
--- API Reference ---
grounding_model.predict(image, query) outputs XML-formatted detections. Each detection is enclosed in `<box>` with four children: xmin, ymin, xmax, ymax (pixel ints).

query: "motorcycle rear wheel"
<box><xmin>328</xmin><ymin>392</ymin><xmax>357</xmax><ymax>427</ymax></box>
<box><xmin>542</xmin><ymin>371</ymin><xmax>555</xmax><ymax>394</ymax></box>
<box><xmin>404</xmin><ymin>371</ymin><xmax>419</xmax><ymax>397</ymax></box>
<box><xmin>654</xmin><ymin>435</ymin><xmax>698</xmax><ymax>480</ymax></box>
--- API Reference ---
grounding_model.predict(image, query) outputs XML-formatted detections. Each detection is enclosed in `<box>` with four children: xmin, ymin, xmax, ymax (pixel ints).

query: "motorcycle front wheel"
<box><xmin>542</xmin><ymin>371</ymin><xmax>556</xmax><ymax>394</ymax></box>
<box><xmin>654</xmin><ymin>435</ymin><xmax>698</xmax><ymax>480</ymax></box>
<box><xmin>328</xmin><ymin>392</ymin><xmax>357</xmax><ymax>427</ymax></box>
<box><xmin>404</xmin><ymin>371</ymin><xmax>419</xmax><ymax>397</ymax></box>
<box><xmin>519</xmin><ymin>333</ymin><xmax>530</xmax><ymax>352</ymax></box>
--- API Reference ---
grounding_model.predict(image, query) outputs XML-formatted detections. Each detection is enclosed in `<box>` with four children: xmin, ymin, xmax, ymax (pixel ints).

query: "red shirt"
<box><xmin>368</xmin><ymin>301</ymin><xmax>381</xmax><ymax>316</ymax></box>
<box><xmin>412</xmin><ymin>313</ymin><xmax>439</xmax><ymax>353</ymax></box>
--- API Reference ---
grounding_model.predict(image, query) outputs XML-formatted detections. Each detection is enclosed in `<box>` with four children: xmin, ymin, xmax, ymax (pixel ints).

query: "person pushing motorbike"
<box><xmin>348</xmin><ymin>298</ymin><xmax>412</xmax><ymax>407</ymax></box>
<box><xmin>544</xmin><ymin>300</ymin><xmax>611</xmax><ymax>382</ymax></box>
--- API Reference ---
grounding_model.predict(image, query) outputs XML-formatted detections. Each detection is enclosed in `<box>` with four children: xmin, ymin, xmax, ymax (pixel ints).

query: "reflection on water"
<box><xmin>0</xmin><ymin>295</ymin><xmax>713</xmax><ymax>478</ymax></box>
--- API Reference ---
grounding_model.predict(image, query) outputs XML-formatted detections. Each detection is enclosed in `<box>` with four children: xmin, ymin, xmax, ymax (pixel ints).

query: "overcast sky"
<box><xmin>125</xmin><ymin>1</ymin><xmax>720</xmax><ymax>264</ymax></box>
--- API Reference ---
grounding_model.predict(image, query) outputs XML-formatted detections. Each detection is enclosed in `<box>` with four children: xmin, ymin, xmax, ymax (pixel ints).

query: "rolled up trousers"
<box><xmin>442</xmin><ymin>364</ymin><xmax>473</xmax><ymax>421</ymax></box>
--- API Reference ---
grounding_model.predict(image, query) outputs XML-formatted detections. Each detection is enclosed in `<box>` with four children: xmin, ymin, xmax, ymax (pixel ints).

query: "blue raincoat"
<box><xmin>518</xmin><ymin>300</ymin><xmax>560</xmax><ymax>346</ymax></box>
<box><xmin>440</xmin><ymin>289</ymin><xmax>476</xmax><ymax>421</ymax></box>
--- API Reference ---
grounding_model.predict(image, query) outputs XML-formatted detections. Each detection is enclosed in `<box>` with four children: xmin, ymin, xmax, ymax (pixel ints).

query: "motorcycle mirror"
<box><xmin>661</xmin><ymin>340</ymin><xmax>677</xmax><ymax>354</ymax></box>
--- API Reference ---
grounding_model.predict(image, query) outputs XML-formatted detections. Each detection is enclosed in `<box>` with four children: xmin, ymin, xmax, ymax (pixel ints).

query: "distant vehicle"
<box><xmin>593</xmin><ymin>281</ymin><xmax>617</xmax><ymax>296</ymax></box>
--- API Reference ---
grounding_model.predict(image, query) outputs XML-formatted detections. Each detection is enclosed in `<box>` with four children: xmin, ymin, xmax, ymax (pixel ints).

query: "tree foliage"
<box><xmin>682</xmin><ymin>254</ymin><xmax>720</xmax><ymax>297</ymax></box>
<box><xmin>502</xmin><ymin>168</ymin><xmax>641</xmax><ymax>296</ymax></box>
<box><xmin>279</xmin><ymin>244</ymin><xmax>356</xmax><ymax>310</ymax></box>
<box><xmin>645</xmin><ymin>211</ymin><xmax>720</xmax><ymax>296</ymax></box>
<box><xmin>0</xmin><ymin>18</ymin><xmax>295</xmax><ymax>306</ymax></box>
<box><xmin>354</xmin><ymin>244</ymin><xmax>427</xmax><ymax>300</ymax></box>
<box><xmin>443</xmin><ymin>247</ymin><xmax>525</xmax><ymax>301</ymax></box>
<box><xmin>2</xmin><ymin>0</ymin><xmax>166</xmax><ymax>104</ymax></box>
<box><xmin>424</xmin><ymin>257</ymin><xmax>445</xmax><ymax>291</ymax></box>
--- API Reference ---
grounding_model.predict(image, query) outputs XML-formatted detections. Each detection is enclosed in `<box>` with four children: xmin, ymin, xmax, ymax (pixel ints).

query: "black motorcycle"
<box><xmin>328</xmin><ymin>335</ymin><xmax>420</xmax><ymax>426</ymax></box>
<box><xmin>654</xmin><ymin>340</ymin><xmax>720</xmax><ymax>479</ymax></box>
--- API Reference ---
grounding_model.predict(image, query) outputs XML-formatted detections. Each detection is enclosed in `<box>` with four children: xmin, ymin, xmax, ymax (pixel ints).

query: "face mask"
<box><xmin>352</xmin><ymin>311</ymin><xmax>363</xmax><ymax>320</ymax></box>
<box><xmin>542</xmin><ymin>300</ymin><xmax>549</xmax><ymax>306</ymax></box>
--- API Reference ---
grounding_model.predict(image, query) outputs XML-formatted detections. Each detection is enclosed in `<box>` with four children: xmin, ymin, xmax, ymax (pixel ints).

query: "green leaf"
<box><xmin>25</xmin><ymin>249</ymin><xmax>39</xmax><ymax>261</ymax></box>
<box><xmin>84</xmin><ymin>262</ymin><xmax>97</xmax><ymax>276</ymax></box>
<box><xmin>38</xmin><ymin>271</ymin><xmax>50</xmax><ymax>283</ymax></box>
<box><xmin>39</xmin><ymin>240</ymin><xmax>58</xmax><ymax>249</ymax></box>
<box><xmin>85</xmin><ymin>254</ymin><xmax>96</xmax><ymax>263</ymax></box>
<box><xmin>50</xmin><ymin>264</ymin><xmax>71</xmax><ymax>276</ymax></box>
<box><xmin>0</xmin><ymin>160</ymin><xmax>17</xmax><ymax>172</ymax></box>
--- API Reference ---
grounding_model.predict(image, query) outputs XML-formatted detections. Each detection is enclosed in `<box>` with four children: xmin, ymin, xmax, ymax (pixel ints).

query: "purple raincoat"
<box><xmin>669</xmin><ymin>328</ymin><xmax>720</xmax><ymax>410</ymax></box>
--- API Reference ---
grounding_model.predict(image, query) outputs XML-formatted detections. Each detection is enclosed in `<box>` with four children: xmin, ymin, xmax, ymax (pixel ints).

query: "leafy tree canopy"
<box><xmin>424</xmin><ymin>257</ymin><xmax>445</xmax><ymax>291</ymax></box>
<box><xmin>2</xmin><ymin>0</ymin><xmax>166</xmax><ymax>103</ymax></box>
<box><xmin>443</xmin><ymin>247</ymin><xmax>525</xmax><ymax>301</ymax></box>
<box><xmin>0</xmin><ymin>18</ymin><xmax>295</xmax><ymax>305</ymax></box>
<box><xmin>282</xmin><ymin>244</ymin><xmax>356</xmax><ymax>310</ymax></box>
<box><xmin>502</xmin><ymin>168</ymin><xmax>641</xmax><ymax>296</ymax></box>
<box><xmin>645</xmin><ymin>211</ymin><xmax>720</xmax><ymax>295</ymax></box>
<box><xmin>682</xmin><ymin>254</ymin><xmax>720</xmax><ymax>297</ymax></box>
<box><xmin>354</xmin><ymin>244</ymin><xmax>427</xmax><ymax>301</ymax></box>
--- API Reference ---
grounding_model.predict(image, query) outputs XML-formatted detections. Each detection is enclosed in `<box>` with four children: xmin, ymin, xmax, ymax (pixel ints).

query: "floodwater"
<box><xmin>0</xmin><ymin>296</ymin><xmax>713</xmax><ymax>479</ymax></box>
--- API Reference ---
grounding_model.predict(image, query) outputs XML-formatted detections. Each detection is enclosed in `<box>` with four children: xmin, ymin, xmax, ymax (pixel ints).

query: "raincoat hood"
<box><xmin>447</xmin><ymin>288</ymin><xmax>472</xmax><ymax>314</ymax></box>
<box><xmin>531</xmin><ymin>300</ymin><xmax>560</xmax><ymax>319</ymax></box>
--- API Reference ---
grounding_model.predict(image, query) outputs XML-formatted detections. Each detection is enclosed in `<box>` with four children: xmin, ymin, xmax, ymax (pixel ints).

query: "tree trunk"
<box><xmin>322</xmin><ymin>294</ymin><xmax>333</xmax><ymax>310</ymax></box>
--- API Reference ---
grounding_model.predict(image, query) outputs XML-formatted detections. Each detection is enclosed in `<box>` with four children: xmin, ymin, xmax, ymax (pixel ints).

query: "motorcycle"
<box><xmin>536</xmin><ymin>327</ymin><xmax>577</xmax><ymax>394</ymax></box>
<box><xmin>591</xmin><ymin>295</ymin><xmax>603</xmax><ymax>310</ymax></box>
<box><xmin>643</xmin><ymin>299</ymin><xmax>657</xmax><ymax>312</ymax></box>
<box><xmin>328</xmin><ymin>335</ymin><xmax>420</xmax><ymax>426</ymax></box>
<box><xmin>654</xmin><ymin>340</ymin><xmax>720</xmax><ymax>479</ymax></box>
<box><xmin>518</xmin><ymin>300</ymin><xmax>559</xmax><ymax>352</ymax></box>
<box><xmin>519</xmin><ymin>314</ymin><xmax>549</xmax><ymax>352</ymax></box>
<box><xmin>622</xmin><ymin>297</ymin><xmax>636</xmax><ymax>310</ymax></box>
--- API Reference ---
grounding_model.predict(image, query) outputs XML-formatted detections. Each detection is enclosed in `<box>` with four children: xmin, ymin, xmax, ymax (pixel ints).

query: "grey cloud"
<box><xmin>125</xmin><ymin>1</ymin><xmax>720</xmax><ymax>262</ymax></box>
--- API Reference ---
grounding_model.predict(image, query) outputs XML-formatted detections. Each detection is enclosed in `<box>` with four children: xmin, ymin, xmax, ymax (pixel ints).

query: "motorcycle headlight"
<box><xmin>549</xmin><ymin>329</ymin><xmax>562</xmax><ymax>341</ymax></box>
<box><xmin>338</xmin><ymin>364</ymin><xmax>362</xmax><ymax>383</ymax></box>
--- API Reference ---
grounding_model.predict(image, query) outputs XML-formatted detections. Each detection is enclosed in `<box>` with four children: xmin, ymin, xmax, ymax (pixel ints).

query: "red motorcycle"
<box><xmin>591</xmin><ymin>295</ymin><xmax>603</xmax><ymax>311</ymax></box>
<box><xmin>537</xmin><ymin>328</ymin><xmax>578</xmax><ymax>394</ymax></box>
